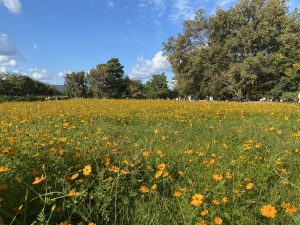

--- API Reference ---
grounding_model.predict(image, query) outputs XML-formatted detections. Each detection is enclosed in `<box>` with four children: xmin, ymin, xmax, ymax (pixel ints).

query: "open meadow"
<box><xmin>0</xmin><ymin>99</ymin><xmax>300</xmax><ymax>225</ymax></box>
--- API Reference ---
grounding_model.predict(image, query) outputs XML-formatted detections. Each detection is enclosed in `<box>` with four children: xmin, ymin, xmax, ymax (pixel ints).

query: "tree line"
<box><xmin>0</xmin><ymin>72</ymin><xmax>61</xmax><ymax>101</ymax></box>
<box><xmin>163</xmin><ymin>0</ymin><xmax>300</xmax><ymax>101</ymax></box>
<box><xmin>64</xmin><ymin>58</ymin><xmax>177</xmax><ymax>99</ymax></box>
<box><xmin>2</xmin><ymin>0</ymin><xmax>299</xmax><ymax>102</ymax></box>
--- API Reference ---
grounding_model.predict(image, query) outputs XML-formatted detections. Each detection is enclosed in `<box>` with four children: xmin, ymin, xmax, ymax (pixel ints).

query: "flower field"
<box><xmin>0</xmin><ymin>99</ymin><xmax>300</xmax><ymax>225</ymax></box>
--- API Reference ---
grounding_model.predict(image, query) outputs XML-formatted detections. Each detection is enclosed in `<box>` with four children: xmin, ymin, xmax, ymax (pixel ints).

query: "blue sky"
<box><xmin>1</xmin><ymin>0</ymin><xmax>299</xmax><ymax>85</ymax></box>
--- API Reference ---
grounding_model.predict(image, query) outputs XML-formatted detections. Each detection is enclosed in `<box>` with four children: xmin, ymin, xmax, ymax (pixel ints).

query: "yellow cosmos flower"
<box><xmin>83</xmin><ymin>165</ymin><xmax>92</xmax><ymax>176</ymax></box>
<box><xmin>32</xmin><ymin>175</ymin><xmax>46</xmax><ymax>184</ymax></box>
<box><xmin>190</xmin><ymin>193</ymin><xmax>204</xmax><ymax>207</ymax></box>
<box><xmin>260</xmin><ymin>204</ymin><xmax>277</xmax><ymax>218</ymax></box>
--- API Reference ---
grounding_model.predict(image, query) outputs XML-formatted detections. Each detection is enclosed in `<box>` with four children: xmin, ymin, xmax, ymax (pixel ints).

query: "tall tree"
<box><xmin>145</xmin><ymin>73</ymin><xmax>169</xmax><ymax>99</ymax></box>
<box><xmin>163</xmin><ymin>0</ymin><xmax>300</xmax><ymax>101</ymax></box>
<box><xmin>87</xmin><ymin>58</ymin><xmax>125</xmax><ymax>98</ymax></box>
<box><xmin>64</xmin><ymin>71</ymin><xmax>87</xmax><ymax>98</ymax></box>
<box><xmin>127</xmin><ymin>79</ymin><xmax>145</xmax><ymax>99</ymax></box>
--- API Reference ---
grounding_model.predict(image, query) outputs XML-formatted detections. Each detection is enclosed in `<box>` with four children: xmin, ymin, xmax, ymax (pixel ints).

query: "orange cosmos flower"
<box><xmin>234</xmin><ymin>189</ymin><xmax>241</xmax><ymax>197</ymax></box>
<box><xmin>173</xmin><ymin>191</ymin><xmax>181</xmax><ymax>197</ymax></box>
<box><xmin>0</xmin><ymin>167</ymin><xmax>10</xmax><ymax>173</ymax></box>
<box><xmin>213</xmin><ymin>174</ymin><xmax>223</xmax><ymax>181</ymax></box>
<box><xmin>155</xmin><ymin>170</ymin><xmax>163</xmax><ymax>178</ymax></box>
<box><xmin>151</xmin><ymin>184</ymin><xmax>157</xmax><ymax>190</ymax></box>
<box><xmin>70</xmin><ymin>173</ymin><xmax>79</xmax><ymax>180</ymax></box>
<box><xmin>225</xmin><ymin>172</ymin><xmax>232</xmax><ymax>179</ymax></box>
<box><xmin>83</xmin><ymin>165</ymin><xmax>92</xmax><ymax>176</ymax></box>
<box><xmin>260</xmin><ymin>204</ymin><xmax>277</xmax><ymax>218</ymax></box>
<box><xmin>142</xmin><ymin>151</ymin><xmax>150</xmax><ymax>156</ymax></box>
<box><xmin>157</xmin><ymin>163</ymin><xmax>166</xmax><ymax>171</ymax></box>
<box><xmin>32</xmin><ymin>175</ymin><xmax>46</xmax><ymax>184</ymax></box>
<box><xmin>190</xmin><ymin>193</ymin><xmax>204</xmax><ymax>206</ymax></box>
<box><xmin>200</xmin><ymin>209</ymin><xmax>208</xmax><ymax>216</ymax></box>
<box><xmin>0</xmin><ymin>184</ymin><xmax>8</xmax><ymax>190</ymax></box>
<box><xmin>198</xmin><ymin>220</ymin><xmax>207</xmax><ymax>225</ymax></box>
<box><xmin>139</xmin><ymin>186</ymin><xmax>149</xmax><ymax>193</ymax></box>
<box><xmin>214</xmin><ymin>217</ymin><xmax>222</xmax><ymax>224</ymax></box>
<box><xmin>108</xmin><ymin>165</ymin><xmax>119</xmax><ymax>173</ymax></box>
<box><xmin>222</xmin><ymin>197</ymin><xmax>229</xmax><ymax>203</ymax></box>
<box><xmin>67</xmin><ymin>190</ymin><xmax>76</xmax><ymax>196</ymax></box>
<box><xmin>246</xmin><ymin>183</ymin><xmax>254</xmax><ymax>190</ymax></box>
<box><xmin>282</xmin><ymin>202</ymin><xmax>298</xmax><ymax>214</ymax></box>
<box><xmin>212</xmin><ymin>199</ymin><xmax>220</xmax><ymax>205</ymax></box>
<box><xmin>102</xmin><ymin>157</ymin><xmax>110</xmax><ymax>166</ymax></box>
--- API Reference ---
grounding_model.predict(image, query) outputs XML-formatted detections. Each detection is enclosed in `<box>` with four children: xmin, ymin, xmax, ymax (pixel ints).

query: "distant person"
<box><xmin>298</xmin><ymin>92</ymin><xmax>300</xmax><ymax>103</ymax></box>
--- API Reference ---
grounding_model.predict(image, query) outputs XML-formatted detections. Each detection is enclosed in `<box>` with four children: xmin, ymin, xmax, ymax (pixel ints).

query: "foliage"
<box><xmin>0</xmin><ymin>99</ymin><xmax>300</xmax><ymax>224</ymax></box>
<box><xmin>144</xmin><ymin>73</ymin><xmax>170</xmax><ymax>99</ymax></box>
<box><xmin>0</xmin><ymin>72</ymin><xmax>61</xmax><ymax>98</ymax></box>
<box><xmin>64</xmin><ymin>71</ymin><xmax>87</xmax><ymax>98</ymax></box>
<box><xmin>163</xmin><ymin>0</ymin><xmax>300</xmax><ymax>101</ymax></box>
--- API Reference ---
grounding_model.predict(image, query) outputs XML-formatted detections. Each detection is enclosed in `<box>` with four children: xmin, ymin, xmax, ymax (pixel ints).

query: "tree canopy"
<box><xmin>0</xmin><ymin>72</ymin><xmax>60</xmax><ymax>98</ymax></box>
<box><xmin>163</xmin><ymin>0</ymin><xmax>300</xmax><ymax>101</ymax></box>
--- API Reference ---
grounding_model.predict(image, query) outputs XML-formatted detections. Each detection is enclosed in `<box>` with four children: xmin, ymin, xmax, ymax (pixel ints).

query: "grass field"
<box><xmin>0</xmin><ymin>99</ymin><xmax>299</xmax><ymax>225</ymax></box>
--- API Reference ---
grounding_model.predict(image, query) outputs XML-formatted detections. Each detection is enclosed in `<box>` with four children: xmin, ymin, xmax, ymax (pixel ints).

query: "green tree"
<box><xmin>163</xmin><ymin>0</ymin><xmax>300</xmax><ymax>101</ymax></box>
<box><xmin>64</xmin><ymin>71</ymin><xmax>87</xmax><ymax>98</ymax></box>
<box><xmin>87</xmin><ymin>58</ymin><xmax>125</xmax><ymax>98</ymax></box>
<box><xmin>144</xmin><ymin>73</ymin><xmax>169</xmax><ymax>99</ymax></box>
<box><xmin>127</xmin><ymin>79</ymin><xmax>145</xmax><ymax>99</ymax></box>
<box><xmin>0</xmin><ymin>72</ymin><xmax>58</xmax><ymax>97</ymax></box>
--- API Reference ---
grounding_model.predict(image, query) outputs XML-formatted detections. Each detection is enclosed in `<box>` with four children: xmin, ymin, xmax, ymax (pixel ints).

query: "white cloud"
<box><xmin>138</xmin><ymin>0</ymin><xmax>166</xmax><ymax>22</ymax></box>
<box><xmin>0</xmin><ymin>0</ymin><xmax>22</xmax><ymax>14</ymax></box>
<box><xmin>106</xmin><ymin>0</ymin><xmax>115</xmax><ymax>8</ymax></box>
<box><xmin>29</xmin><ymin>68</ymin><xmax>50</xmax><ymax>81</ymax></box>
<box><xmin>0</xmin><ymin>33</ymin><xmax>21</xmax><ymax>68</ymax></box>
<box><xmin>170</xmin><ymin>0</ymin><xmax>195</xmax><ymax>23</ymax></box>
<box><xmin>217</xmin><ymin>0</ymin><xmax>235</xmax><ymax>9</ymax></box>
<box><xmin>129</xmin><ymin>51</ymin><xmax>171</xmax><ymax>80</ymax></box>
<box><xmin>57</xmin><ymin>70</ymin><xmax>72</xmax><ymax>78</ymax></box>
<box><xmin>0</xmin><ymin>67</ymin><xmax>6</xmax><ymax>73</ymax></box>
